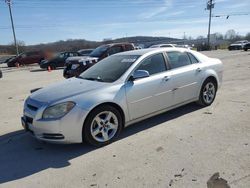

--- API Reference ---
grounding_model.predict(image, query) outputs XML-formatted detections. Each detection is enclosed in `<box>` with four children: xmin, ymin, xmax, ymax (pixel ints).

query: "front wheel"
<box><xmin>83</xmin><ymin>105</ymin><xmax>123</xmax><ymax>147</ymax></box>
<box><xmin>197</xmin><ymin>79</ymin><xmax>217</xmax><ymax>106</ymax></box>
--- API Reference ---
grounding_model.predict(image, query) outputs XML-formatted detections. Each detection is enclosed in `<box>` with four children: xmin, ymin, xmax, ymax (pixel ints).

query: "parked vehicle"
<box><xmin>22</xmin><ymin>48</ymin><xmax>223</xmax><ymax>146</ymax></box>
<box><xmin>150</xmin><ymin>44</ymin><xmax>176</xmax><ymax>48</ymax></box>
<box><xmin>78</xmin><ymin>49</ymin><xmax>94</xmax><ymax>56</ymax></box>
<box><xmin>0</xmin><ymin>55</ymin><xmax>16</xmax><ymax>64</ymax></box>
<box><xmin>7</xmin><ymin>51</ymin><xmax>45</xmax><ymax>67</ymax></box>
<box><xmin>150</xmin><ymin>44</ymin><xmax>191</xmax><ymax>49</ymax></box>
<box><xmin>40</xmin><ymin>52</ymin><xmax>82</xmax><ymax>70</ymax></box>
<box><xmin>228</xmin><ymin>40</ymin><xmax>248</xmax><ymax>50</ymax></box>
<box><xmin>63</xmin><ymin>43</ymin><xmax>135</xmax><ymax>78</ymax></box>
<box><xmin>175</xmin><ymin>44</ymin><xmax>192</xmax><ymax>50</ymax></box>
<box><xmin>243</xmin><ymin>43</ymin><xmax>250</xmax><ymax>51</ymax></box>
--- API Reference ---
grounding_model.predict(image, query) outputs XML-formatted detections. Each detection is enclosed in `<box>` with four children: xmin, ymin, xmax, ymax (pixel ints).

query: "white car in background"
<box><xmin>228</xmin><ymin>40</ymin><xmax>249</xmax><ymax>50</ymax></box>
<box><xmin>150</xmin><ymin>44</ymin><xmax>192</xmax><ymax>50</ymax></box>
<box><xmin>150</xmin><ymin>44</ymin><xmax>176</xmax><ymax>48</ymax></box>
<box><xmin>22</xmin><ymin>48</ymin><xmax>223</xmax><ymax>146</ymax></box>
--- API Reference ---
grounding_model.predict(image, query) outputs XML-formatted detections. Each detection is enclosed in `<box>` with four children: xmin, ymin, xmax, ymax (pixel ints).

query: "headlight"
<box><xmin>71</xmin><ymin>64</ymin><xmax>80</xmax><ymax>70</ymax></box>
<box><xmin>42</xmin><ymin>102</ymin><xmax>75</xmax><ymax>119</ymax></box>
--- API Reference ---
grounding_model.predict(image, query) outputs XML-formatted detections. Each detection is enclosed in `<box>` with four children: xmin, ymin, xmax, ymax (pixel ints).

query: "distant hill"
<box><xmin>0</xmin><ymin>36</ymin><xmax>181</xmax><ymax>54</ymax></box>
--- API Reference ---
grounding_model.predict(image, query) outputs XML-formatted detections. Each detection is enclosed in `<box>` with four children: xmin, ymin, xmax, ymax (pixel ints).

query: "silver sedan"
<box><xmin>22</xmin><ymin>48</ymin><xmax>223</xmax><ymax>146</ymax></box>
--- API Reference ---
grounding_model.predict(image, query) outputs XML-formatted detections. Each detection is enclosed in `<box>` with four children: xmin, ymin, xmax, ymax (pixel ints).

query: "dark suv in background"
<box><xmin>40</xmin><ymin>51</ymin><xmax>81</xmax><ymax>70</ymax></box>
<box><xmin>63</xmin><ymin>43</ymin><xmax>135</xmax><ymax>78</ymax></box>
<box><xmin>7</xmin><ymin>51</ymin><xmax>45</xmax><ymax>67</ymax></box>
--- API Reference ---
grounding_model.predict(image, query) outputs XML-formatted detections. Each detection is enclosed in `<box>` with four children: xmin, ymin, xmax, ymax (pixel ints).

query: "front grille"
<box><xmin>42</xmin><ymin>133</ymin><xmax>64</xmax><ymax>140</ymax></box>
<box><xmin>27</xmin><ymin>104</ymin><xmax>38</xmax><ymax>111</ymax></box>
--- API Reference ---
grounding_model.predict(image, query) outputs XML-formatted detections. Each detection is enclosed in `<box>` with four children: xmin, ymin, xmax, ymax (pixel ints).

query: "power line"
<box><xmin>212</xmin><ymin>13</ymin><xmax>249</xmax><ymax>19</ymax></box>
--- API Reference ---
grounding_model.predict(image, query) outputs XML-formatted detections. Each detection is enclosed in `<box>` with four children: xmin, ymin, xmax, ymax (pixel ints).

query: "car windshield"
<box><xmin>57</xmin><ymin>52</ymin><xmax>65</xmax><ymax>58</ymax></box>
<box><xmin>78</xmin><ymin>55</ymin><xmax>140</xmax><ymax>82</ymax></box>
<box><xmin>235</xmin><ymin>41</ymin><xmax>244</xmax><ymax>44</ymax></box>
<box><xmin>89</xmin><ymin>45</ymin><xmax>109</xmax><ymax>57</ymax></box>
<box><xmin>78</xmin><ymin>49</ymin><xmax>93</xmax><ymax>55</ymax></box>
<box><xmin>150</xmin><ymin>45</ymin><xmax>159</xmax><ymax>48</ymax></box>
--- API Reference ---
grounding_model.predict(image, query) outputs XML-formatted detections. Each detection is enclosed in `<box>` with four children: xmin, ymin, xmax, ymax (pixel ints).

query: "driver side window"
<box><xmin>136</xmin><ymin>53</ymin><xmax>167</xmax><ymax>75</ymax></box>
<box><xmin>59</xmin><ymin>53</ymin><xmax>65</xmax><ymax>58</ymax></box>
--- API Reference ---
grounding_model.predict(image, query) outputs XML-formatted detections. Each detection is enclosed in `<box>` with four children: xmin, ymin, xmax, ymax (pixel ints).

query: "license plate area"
<box><xmin>21</xmin><ymin>116</ymin><xmax>33</xmax><ymax>132</ymax></box>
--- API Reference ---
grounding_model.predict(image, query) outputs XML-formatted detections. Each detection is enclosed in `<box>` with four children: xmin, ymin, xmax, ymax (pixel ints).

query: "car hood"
<box><xmin>30</xmin><ymin>78</ymin><xmax>108</xmax><ymax>104</ymax></box>
<box><xmin>67</xmin><ymin>56</ymin><xmax>99</xmax><ymax>62</ymax></box>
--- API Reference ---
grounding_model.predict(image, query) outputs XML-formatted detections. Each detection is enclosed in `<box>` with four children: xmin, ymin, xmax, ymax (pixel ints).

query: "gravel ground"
<box><xmin>0</xmin><ymin>50</ymin><xmax>249</xmax><ymax>188</ymax></box>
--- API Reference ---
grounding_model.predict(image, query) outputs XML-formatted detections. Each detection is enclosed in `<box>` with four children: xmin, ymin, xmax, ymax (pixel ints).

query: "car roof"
<box><xmin>114</xmin><ymin>47</ymin><xmax>188</xmax><ymax>56</ymax></box>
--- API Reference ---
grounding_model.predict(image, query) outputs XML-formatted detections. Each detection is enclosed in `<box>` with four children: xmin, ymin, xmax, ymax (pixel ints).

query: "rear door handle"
<box><xmin>162</xmin><ymin>76</ymin><xmax>170</xmax><ymax>81</ymax></box>
<box><xmin>196</xmin><ymin>68</ymin><xmax>202</xmax><ymax>72</ymax></box>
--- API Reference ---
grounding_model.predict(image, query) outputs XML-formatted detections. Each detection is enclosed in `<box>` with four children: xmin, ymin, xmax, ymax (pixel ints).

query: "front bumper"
<box><xmin>22</xmin><ymin>98</ymin><xmax>89</xmax><ymax>143</ymax></box>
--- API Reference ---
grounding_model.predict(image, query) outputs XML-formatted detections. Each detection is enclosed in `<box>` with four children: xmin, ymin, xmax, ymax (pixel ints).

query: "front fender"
<box><xmin>73</xmin><ymin>84</ymin><xmax>130</xmax><ymax>122</ymax></box>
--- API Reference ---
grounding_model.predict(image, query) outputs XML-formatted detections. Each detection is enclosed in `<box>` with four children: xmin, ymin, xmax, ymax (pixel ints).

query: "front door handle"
<box><xmin>196</xmin><ymin>68</ymin><xmax>202</xmax><ymax>72</ymax></box>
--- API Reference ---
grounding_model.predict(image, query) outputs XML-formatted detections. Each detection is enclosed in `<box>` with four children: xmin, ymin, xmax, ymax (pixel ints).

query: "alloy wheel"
<box><xmin>203</xmin><ymin>82</ymin><xmax>215</xmax><ymax>104</ymax></box>
<box><xmin>90</xmin><ymin>111</ymin><xmax>118</xmax><ymax>142</ymax></box>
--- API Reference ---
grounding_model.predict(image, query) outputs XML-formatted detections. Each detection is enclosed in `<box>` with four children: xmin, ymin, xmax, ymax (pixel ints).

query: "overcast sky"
<box><xmin>0</xmin><ymin>0</ymin><xmax>249</xmax><ymax>45</ymax></box>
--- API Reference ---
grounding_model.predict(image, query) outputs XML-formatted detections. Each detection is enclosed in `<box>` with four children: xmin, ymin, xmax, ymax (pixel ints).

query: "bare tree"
<box><xmin>224</xmin><ymin>29</ymin><xmax>236</xmax><ymax>40</ymax></box>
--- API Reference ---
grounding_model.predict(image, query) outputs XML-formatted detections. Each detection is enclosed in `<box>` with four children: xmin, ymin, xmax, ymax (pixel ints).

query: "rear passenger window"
<box><xmin>108</xmin><ymin>46</ymin><xmax>123</xmax><ymax>55</ymax></box>
<box><xmin>167</xmin><ymin>51</ymin><xmax>192</xmax><ymax>69</ymax></box>
<box><xmin>188</xmin><ymin>53</ymin><xmax>199</xmax><ymax>63</ymax></box>
<box><xmin>136</xmin><ymin>53</ymin><xmax>167</xmax><ymax>75</ymax></box>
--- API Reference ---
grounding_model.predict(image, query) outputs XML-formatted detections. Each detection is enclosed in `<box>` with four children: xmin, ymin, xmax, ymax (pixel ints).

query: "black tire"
<box><xmin>82</xmin><ymin>105</ymin><xmax>123</xmax><ymax>147</ymax></box>
<box><xmin>48</xmin><ymin>64</ymin><xmax>56</xmax><ymax>70</ymax></box>
<box><xmin>0</xmin><ymin>70</ymin><xmax>2</xmax><ymax>78</ymax></box>
<box><xmin>244</xmin><ymin>48</ymin><xmax>247</xmax><ymax>51</ymax></box>
<box><xmin>197</xmin><ymin>78</ymin><xmax>217</xmax><ymax>106</ymax></box>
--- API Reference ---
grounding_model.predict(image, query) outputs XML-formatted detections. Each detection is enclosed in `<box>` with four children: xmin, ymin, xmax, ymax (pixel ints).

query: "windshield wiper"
<box><xmin>82</xmin><ymin>77</ymin><xmax>104</xmax><ymax>82</ymax></box>
<box><xmin>76</xmin><ymin>75</ymin><xmax>84</xmax><ymax>79</ymax></box>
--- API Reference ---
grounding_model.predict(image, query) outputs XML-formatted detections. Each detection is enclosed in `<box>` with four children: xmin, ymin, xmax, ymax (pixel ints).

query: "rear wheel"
<box><xmin>82</xmin><ymin>105</ymin><xmax>123</xmax><ymax>147</ymax></box>
<box><xmin>197</xmin><ymin>78</ymin><xmax>217</xmax><ymax>106</ymax></box>
<box><xmin>48</xmin><ymin>64</ymin><xmax>56</xmax><ymax>70</ymax></box>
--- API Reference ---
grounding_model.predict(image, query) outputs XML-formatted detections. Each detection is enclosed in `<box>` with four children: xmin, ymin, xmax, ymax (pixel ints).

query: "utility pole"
<box><xmin>206</xmin><ymin>0</ymin><xmax>215</xmax><ymax>50</ymax></box>
<box><xmin>6</xmin><ymin>0</ymin><xmax>19</xmax><ymax>55</ymax></box>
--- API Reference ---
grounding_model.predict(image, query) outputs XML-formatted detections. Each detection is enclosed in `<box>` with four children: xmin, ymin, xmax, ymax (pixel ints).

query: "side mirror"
<box><xmin>129</xmin><ymin>70</ymin><xmax>150</xmax><ymax>81</ymax></box>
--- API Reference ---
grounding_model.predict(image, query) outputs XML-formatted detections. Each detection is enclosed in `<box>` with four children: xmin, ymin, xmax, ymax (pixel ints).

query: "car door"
<box><xmin>26</xmin><ymin>52</ymin><xmax>38</xmax><ymax>64</ymax></box>
<box><xmin>125</xmin><ymin>53</ymin><xmax>174</xmax><ymax>120</ymax></box>
<box><xmin>165</xmin><ymin>51</ymin><xmax>202</xmax><ymax>105</ymax></box>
